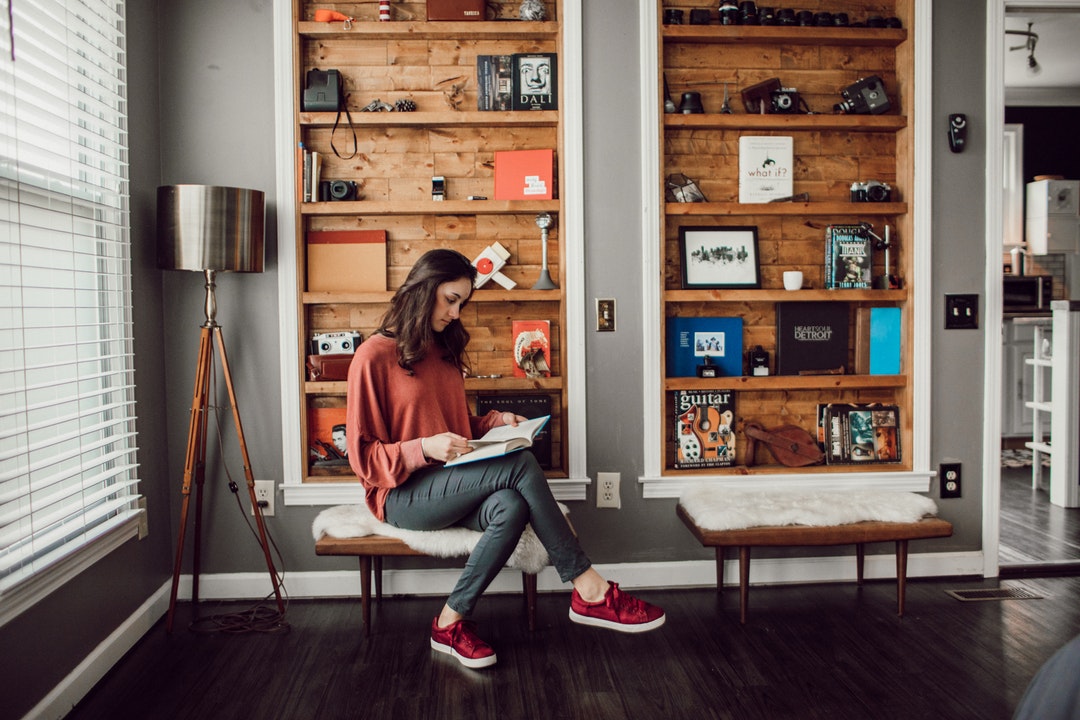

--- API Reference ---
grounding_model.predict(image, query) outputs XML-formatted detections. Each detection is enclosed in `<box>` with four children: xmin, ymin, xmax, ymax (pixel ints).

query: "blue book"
<box><xmin>869</xmin><ymin>307</ymin><xmax>902</xmax><ymax>375</ymax></box>
<box><xmin>666</xmin><ymin>317</ymin><xmax>744</xmax><ymax>377</ymax></box>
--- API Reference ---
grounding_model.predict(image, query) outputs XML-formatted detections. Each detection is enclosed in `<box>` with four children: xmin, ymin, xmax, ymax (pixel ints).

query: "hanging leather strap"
<box><xmin>330</xmin><ymin>104</ymin><xmax>358</xmax><ymax>160</ymax></box>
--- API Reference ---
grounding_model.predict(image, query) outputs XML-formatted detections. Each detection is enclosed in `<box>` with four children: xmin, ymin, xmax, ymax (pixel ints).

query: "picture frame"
<box><xmin>679</xmin><ymin>226</ymin><xmax>761</xmax><ymax>289</ymax></box>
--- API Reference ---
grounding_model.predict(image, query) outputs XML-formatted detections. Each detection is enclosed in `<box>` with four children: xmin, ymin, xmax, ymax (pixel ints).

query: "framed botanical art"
<box><xmin>679</xmin><ymin>226</ymin><xmax>761</xmax><ymax>289</ymax></box>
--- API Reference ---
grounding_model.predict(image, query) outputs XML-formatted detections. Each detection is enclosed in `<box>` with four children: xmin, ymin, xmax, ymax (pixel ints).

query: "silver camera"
<box><xmin>312</xmin><ymin>331</ymin><xmax>362</xmax><ymax>355</ymax></box>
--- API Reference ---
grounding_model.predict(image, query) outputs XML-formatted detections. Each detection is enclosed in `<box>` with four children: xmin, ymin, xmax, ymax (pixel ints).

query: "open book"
<box><xmin>444</xmin><ymin>415</ymin><xmax>551</xmax><ymax>467</ymax></box>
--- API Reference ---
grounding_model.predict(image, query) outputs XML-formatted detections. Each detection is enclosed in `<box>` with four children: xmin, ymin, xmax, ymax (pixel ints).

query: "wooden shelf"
<box><xmin>660</xmin><ymin>461</ymin><xmax>904</xmax><ymax>476</ymax></box>
<box><xmin>662</xmin><ymin>25</ymin><xmax>906</xmax><ymax>46</ymax></box>
<box><xmin>301</xmin><ymin>200</ymin><xmax>560</xmax><ymax>216</ymax></box>
<box><xmin>303</xmin><ymin>288</ymin><xmax>562</xmax><ymax>305</ymax></box>
<box><xmin>298</xmin><ymin>20</ymin><xmax>559</xmax><ymax>40</ymax></box>
<box><xmin>300</xmin><ymin>110</ymin><xmax>558</xmax><ymax>128</ymax></box>
<box><xmin>665</xmin><ymin>114</ymin><xmax>907</xmax><ymax>132</ymax></box>
<box><xmin>306</xmin><ymin>376</ymin><xmax>564</xmax><ymax>395</ymax></box>
<box><xmin>664</xmin><ymin>375</ymin><xmax>907</xmax><ymax>392</ymax></box>
<box><xmin>665</xmin><ymin>288</ymin><xmax>907</xmax><ymax>303</ymax></box>
<box><xmin>665</xmin><ymin>201</ymin><xmax>908</xmax><ymax>216</ymax></box>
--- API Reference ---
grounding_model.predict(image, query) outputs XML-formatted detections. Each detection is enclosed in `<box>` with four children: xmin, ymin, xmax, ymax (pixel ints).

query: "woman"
<box><xmin>347</xmin><ymin>249</ymin><xmax>664</xmax><ymax>669</ymax></box>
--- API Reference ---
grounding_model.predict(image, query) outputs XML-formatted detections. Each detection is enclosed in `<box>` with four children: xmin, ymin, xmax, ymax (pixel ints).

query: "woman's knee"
<box><xmin>481</xmin><ymin>489</ymin><xmax>529</xmax><ymax>531</ymax></box>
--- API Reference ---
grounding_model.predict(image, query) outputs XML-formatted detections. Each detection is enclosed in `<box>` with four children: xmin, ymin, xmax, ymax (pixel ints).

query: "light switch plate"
<box><xmin>596</xmin><ymin>298</ymin><xmax>615</xmax><ymax>332</ymax></box>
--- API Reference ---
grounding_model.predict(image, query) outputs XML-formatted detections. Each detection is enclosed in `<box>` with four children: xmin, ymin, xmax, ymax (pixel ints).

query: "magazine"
<box><xmin>444</xmin><ymin>415</ymin><xmax>551</xmax><ymax>467</ymax></box>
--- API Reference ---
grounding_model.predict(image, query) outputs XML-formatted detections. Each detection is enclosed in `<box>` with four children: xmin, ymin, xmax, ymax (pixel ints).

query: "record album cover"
<box><xmin>775</xmin><ymin>302</ymin><xmax>849</xmax><ymax>376</ymax></box>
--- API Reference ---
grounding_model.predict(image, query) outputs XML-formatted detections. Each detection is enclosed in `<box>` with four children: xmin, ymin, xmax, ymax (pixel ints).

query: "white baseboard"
<box><xmin>29</xmin><ymin>550</ymin><xmax>983</xmax><ymax>720</ymax></box>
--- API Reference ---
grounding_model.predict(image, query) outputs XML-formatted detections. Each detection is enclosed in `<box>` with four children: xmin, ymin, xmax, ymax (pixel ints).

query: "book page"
<box><xmin>469</xmin><ymin>415</ymin><xmax>549</xmax><ymax>446</ymax></box>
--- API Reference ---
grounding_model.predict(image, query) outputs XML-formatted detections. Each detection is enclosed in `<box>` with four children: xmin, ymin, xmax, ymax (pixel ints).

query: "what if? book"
<box><xmin>674</xmin><ymin>389</ymin><xmax>736</xmax><ymax>469</ymax></box>
<box><xmin>738</xmin><ymin>135</ymin><xmax>793</xmax><ymax>203</ymax></box>
<box><xmin>825</xmin><ymin>224</ymin><xmax>873</xmax><ymax>289</ymax></box>
<box><xmin>775</xmin><ymin>302</ymin><xmax>849</xmax><ymax>376</ymax></box>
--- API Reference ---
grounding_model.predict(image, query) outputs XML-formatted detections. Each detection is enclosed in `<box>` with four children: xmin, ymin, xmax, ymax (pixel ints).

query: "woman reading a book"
<box><xmin>346</xmin><ymin>249</ymin><xmax>664</xmax><ymax>669</ymax></box>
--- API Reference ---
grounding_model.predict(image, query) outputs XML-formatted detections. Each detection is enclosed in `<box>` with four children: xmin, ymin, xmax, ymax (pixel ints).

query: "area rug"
<box><xmin>1002</xmin><ymin>448</ymin><xmax>1052</xmax><ymax>468</ymax></box>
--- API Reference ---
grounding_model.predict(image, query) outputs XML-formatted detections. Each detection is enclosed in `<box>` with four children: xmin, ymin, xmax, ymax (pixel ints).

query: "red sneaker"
<box><xmin>429</xmin><ymin>617</ymin><xmax>497</xmax><ymax>669</ymax></box>
<box><xmin>569</xmin><ymin>582</ymin><xmax>666</xmax><ymax>633</ymax></box>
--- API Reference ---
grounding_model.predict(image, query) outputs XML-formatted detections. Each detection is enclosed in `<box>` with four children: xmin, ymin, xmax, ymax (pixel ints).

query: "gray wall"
<box><xmin>1</xmin><ymin>2</ymin><xmax>988</xmax><ymax>716</ymax></box>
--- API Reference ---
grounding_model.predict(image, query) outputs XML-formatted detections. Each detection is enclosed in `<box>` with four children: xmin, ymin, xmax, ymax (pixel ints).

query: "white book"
<box><xmin>444</xmin><ymin>415</ymin><xmax>551</xmax><ymax>467</ymax></box>
<box><xmin>738</xmin><ymin>136</ymin><xmax>793</xmax><ymax>203</ymax></box>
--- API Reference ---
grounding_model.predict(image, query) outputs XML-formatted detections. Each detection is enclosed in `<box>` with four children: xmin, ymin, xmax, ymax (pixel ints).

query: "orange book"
<box><xmin>512</xmin><ymin>320</ymin><xmax>551</xmax><ymax>379</ymax></box>
<box><xmin>306</xmin><ymin>230</ymin><xmax>387</xmax><ymax>292</ymax></box>
<box><xmin>494</xmin><ymin>149</ymin><xmax>555</xmax><ymax>201</ymax></box>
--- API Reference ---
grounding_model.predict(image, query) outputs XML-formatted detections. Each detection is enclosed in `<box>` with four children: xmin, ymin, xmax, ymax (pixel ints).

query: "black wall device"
<box><xmin>948</xmin><ymin>113</ymin><xmax>967</xmax><ymax>153</ymax></box>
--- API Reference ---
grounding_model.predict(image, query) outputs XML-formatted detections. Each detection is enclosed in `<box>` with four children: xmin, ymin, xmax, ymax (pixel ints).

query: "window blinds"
<box><xmin>0</xmin><ymin>0</ymin><xmax>140</xmax><ymax>610</ymax></box>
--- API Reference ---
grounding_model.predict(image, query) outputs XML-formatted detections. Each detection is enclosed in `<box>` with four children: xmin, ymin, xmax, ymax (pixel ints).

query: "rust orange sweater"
<box><xmin>346</xmin><ymin>333</ymin><xmax>501</xmax><ymax>520</ymax></box>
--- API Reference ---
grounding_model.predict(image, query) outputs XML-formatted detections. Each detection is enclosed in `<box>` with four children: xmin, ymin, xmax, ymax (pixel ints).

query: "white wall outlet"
<box><xmin>253</xmin><ymin>480</ymin><xmax>275</xmax><ymax>517</ymax></box>
<box><xmin>596</xmin><ymin>472</ymin><xmax>621</xmax><ymax>509</ymax></box>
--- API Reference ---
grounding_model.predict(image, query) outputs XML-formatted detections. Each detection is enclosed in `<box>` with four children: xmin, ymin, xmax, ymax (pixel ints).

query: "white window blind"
<box><xmin>0</xmin><ymin>0</ymin><xmax>140</xmax><ymax>624</ymax></box>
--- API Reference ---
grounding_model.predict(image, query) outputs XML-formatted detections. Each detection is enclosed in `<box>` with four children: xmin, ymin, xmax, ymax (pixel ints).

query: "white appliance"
<box><xmin>1026</xmin><ymin>179</ymin><xmax>1080</xmax><ymax>255</ymax></box>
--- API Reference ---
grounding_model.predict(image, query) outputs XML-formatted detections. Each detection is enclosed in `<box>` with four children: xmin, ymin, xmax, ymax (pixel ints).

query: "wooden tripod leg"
<box><xmin>214</xmin><ymin>327</ymin><xmax>285</xmax><ymax>613</ymax></box>
<box><xmin>167</xmin><ymin>326</ymin><xmax>215</xmax><ymax>633</ymax></box>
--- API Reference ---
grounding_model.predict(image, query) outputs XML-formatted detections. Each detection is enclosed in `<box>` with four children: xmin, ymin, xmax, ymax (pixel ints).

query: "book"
<box><xmin>775</xmin><ymin>302</ymin><xmax>849</xmax><ymax>376</ymax></box>
<box><xmin>666</xmin><ymin>316</ymin><xmax>743</xmax><ymax>378</ymax></box>
<box><xmin>674</xmin><ymin>389</ymin><xmax>736</xmax><ymax>469</ymax></box>
<box><xmin>307</xmin><ymin>407</ymin><xmax>348</xmax><ymax>467</ymax></box>
<box><xmin>512</xmin><ymin>320</ymin><xmax>552</xmax><ymax>378</ymax></box>
<box><xmin>476</xmin><ymin>54</ymin><xmax>492</xmax><ymax>111</ymax></box>
<box><xmin>494</xmin><ymin>149</ymin><xmax>555</xmax><ymax>200</ymax></box>
<box><xmin>476</xmin><ymin>54</ymin><xmax>513</xmax><ymax>111</ymax></box>
<box><xmin>824</xmin><ymin>224</ymin><xmax>873</xmax><ymax>289</ymax></box>
<box><xmin>476</xmin><ymin>394</ymin><xmax>552</xmax><ymax>468</ymax></box>
<box><xmin>512</xmin><ymin>53</ymin><xmax>557</xmax><ymax>111</ymax></box>
<box><xmin>738</xmin><ymin>135</ymin><xmax>793</xmax><ymax>203</ymax></box>
<box><xmin>819</xmin><ymin>403</ymin><xmax>901</xmax><ymax>464</ymax></box>
<box><xmin>445</xmin><ymin>415</ymin><xmax>551</xmax><ymax>467</ymax></box>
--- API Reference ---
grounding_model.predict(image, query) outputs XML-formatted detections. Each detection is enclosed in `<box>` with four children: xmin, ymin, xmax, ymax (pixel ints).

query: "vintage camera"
<box><xmin>834</xmin><ymin>75</ymin><xmax>891</xmax><ymax>115</ymax></box>
<box><xmin>770</xmin><ymin>88</ymin><xmax>800</xmax><ymax>114</ymax></box>
<box><xmin>328</xmin><ymin>179</ymin><xmax>359</xmax><ymax>201</ymax></box>
<box><xmin>312</xmin><ymin>331</ymin><xmax>362</xmax><ymax>355</ymax></box>
<box><xmin>850</xmin><ymin>180</ymin><xmax>893</xmax><ymax>203</ymax></box>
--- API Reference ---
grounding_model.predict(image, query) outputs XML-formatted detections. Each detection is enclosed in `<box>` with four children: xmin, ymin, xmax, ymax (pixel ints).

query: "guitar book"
<box><xmin>674</xmin><ymin>389</ymin><xmax>736</xmax><ymax>469</ymax></box>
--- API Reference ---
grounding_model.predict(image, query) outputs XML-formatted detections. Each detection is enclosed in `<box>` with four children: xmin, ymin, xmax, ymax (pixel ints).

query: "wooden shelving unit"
<box><xmin>657</xmin><ymin>0</ymin><xmax>916</xmax><ymax>477</ymax></box>
<box><xmin>292</xmin><ymin>0</ymin><xmax>570</xmax><ymax>483</ymax></box>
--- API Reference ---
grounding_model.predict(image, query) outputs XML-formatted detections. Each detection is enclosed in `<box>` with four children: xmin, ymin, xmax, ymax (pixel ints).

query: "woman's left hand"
<box><xmin>501</xmin><ymin>412</ymin><xmax>527</xmax><ymax>427</ymax></box>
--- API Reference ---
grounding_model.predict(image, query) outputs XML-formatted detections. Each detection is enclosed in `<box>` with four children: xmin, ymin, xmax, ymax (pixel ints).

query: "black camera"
<box><xmin>770</xmin><ymin>88</ymin><xmax>800</xmax><ymax>114</ymax></box>
<box><xmin>328</xmin><ymin>179</ymin><xmax>359</xmax><ymax>201</ymax></box>
<box><xmin>834</xmin><ymin>76</ymin><xmax>891</xmax><ymax>115</ymax></box>
<box><xmin>850</xmin><ymin>180</ymin><xmax>892</xmax><ymax>203</ymax></box>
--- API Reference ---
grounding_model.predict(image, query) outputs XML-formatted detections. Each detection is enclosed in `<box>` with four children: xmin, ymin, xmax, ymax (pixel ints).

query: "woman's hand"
<box><xmin>500</xmin><ymin>412</ymin><xmax>527</xmax><ymax>427</ymax></box>
<box><xmin>422</xmin><ymin>432</ymin><xmax>472</xmax><ymax>463</ymax></box>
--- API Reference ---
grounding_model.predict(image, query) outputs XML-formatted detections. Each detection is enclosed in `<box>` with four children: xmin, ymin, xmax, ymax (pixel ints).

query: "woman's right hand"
<box><xmin>422</xmin><ymin>432</ymin><xmax>472</xmax><ymax>463</ymax></box>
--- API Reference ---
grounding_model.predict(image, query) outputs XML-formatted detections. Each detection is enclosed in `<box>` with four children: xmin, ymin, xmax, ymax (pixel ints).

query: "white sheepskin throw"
<box><xmin>679</xmin><ymin>486</ymin><xmax>938</xmax><ymax>531</ymax></box>
<box><xmin>311</xmin><ymin>503</ymin><xmax>568</xmax><ymax>575</ymax></box>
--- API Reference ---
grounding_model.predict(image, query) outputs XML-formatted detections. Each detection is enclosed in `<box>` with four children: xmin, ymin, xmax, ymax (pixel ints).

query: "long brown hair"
<box><xmin>377</xmin><ymin>248</ymin><xmax>477</xmax><ymax>373</ymax></box>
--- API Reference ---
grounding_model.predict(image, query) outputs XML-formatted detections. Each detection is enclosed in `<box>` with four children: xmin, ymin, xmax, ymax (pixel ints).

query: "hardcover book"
<box><xmin>476</xmin><ymin>55</ymin><xmax>513</xmax><ymax>111</ymax></box>
<box><xmin>824</xmin><ymin>224</ymin><xmax>873</xmax><ymax>289</ymax></box>
<box><xmin>775</xmin><ymin>302</ymin><xmax>849</xmax><ymax>376</ymax></box>
<box><xmin>494</xmin><ymin>149</ymin><xmax>555</xmax><ymax>200</ymax></box>
<box><xmin>512</xmin><ymin>53</ymin><xmax>557</xmax><ymax>111</ymax></box>
<box><xmin>476</xmin><ymin>394</ymin><xmax>552</xmax><ymax>468</ymax></box>
<box><xmin>307</xmin><ymin>407</ymin><xmax>348</xmax><ymax>467</ymax></box>
<box><xmin>674</xmin><ymin>389</ymin><xmax>736</xmax><ymax>469</ymax></box>
<box><xmin>512</xmin><ymin>320</ymin><xmax>552</xmax><ymax>378</ymax></box>
<box><xmin>666</xmin><ymin>316</ymin><xmax>744</xmax><ymax>378</ymax></box>
<box><xmin>445</xmin><ymin>415</ymin><xmax>550</xmax><ymax>467</ymax></box>
<box><xmin>819</xmin><ymin>403</ymin><xmax>901</xmax><ymax>464</ymax></box>
<box><xmin>738</xmin><ymin>135</ymin><xmax>793</xmax><ymax>203</ymax></box>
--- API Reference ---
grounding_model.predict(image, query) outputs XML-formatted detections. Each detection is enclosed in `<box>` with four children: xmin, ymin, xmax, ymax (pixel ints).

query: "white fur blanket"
<box><xmin>312</xmin><ymin>503</ymin><xmax>567</xmax><ymax>575</ymax></box>
<box><xmin>679</xmin><ymin>486</ymin><xmax>938</xmax><ymax>531</ymax></box>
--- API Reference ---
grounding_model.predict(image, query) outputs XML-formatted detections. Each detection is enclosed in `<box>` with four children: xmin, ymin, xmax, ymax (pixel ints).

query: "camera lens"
<box><xmin>866</xmin><ymin>15</ymin><xmax>885</xmax><ymax>28</ymax></box>
<box><xmin>739</xmin><ymin>2</ymin><xmax>759</xmax><ymax>25</ymax></box>
<box><xmin>329</xmin><ymin>180</ymin><xmax>353</xmax><ymax>201</ymax></box>
<box><xmin>832</xmin><ymin>12</ymin><xmax>849</xmax><ymax>26</ymax></box>
<box><xmin>664</xmin><ymin>9</ymin><xmax>683</xmax><ymax>24</ymax></box>
<box><xmin>718</xmin><ymin>2</ymin><xmax>740</xmax><ymax>25</ymax></box>
<box><xmin>795</xmin><ymin>10</ymin><xmax>813</xmax><ymax>26</ymax></box>
<box><xmin>814</xmin><ymin>12</ymin><xmax>832</xmax><ymax>26</ymax></box>
<box><xmin>775</xmin><ymin>8</ymin><xmax>795</xmax><ymax>25</ymax></box>
<box><xmin>757</xmin><ymin>7</ymin><xmax>775</xmax><ymax>25</ymax></box>
<box><xmin>866</xmin><ymin>183</ymin><xmax>890</xmax><ymax>202</ymax></box>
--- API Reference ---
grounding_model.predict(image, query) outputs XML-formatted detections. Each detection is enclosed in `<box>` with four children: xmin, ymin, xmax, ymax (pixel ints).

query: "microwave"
<box><xmin>1003</xmin><ymin>275</ymin><xmax>1053</xmax><ymax>312</ymax></box>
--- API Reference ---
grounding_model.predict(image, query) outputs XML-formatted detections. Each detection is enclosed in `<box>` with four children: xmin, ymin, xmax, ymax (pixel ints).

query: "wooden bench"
<box><xmin>676</xmin><ymin>503</ymin><xmax>953</xmax><ymax>624</ymax></box>
<box><xmin>315</xmin><ymin>534</ymin><xmax>538</xmax><ymax>637</ymax></box>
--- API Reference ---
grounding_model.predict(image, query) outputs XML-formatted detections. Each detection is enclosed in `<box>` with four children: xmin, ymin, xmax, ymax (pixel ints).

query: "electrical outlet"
<box><xmin>940</xmin><ymin>463</ymin><xmax>962</xmax><ymax>499</ymax></box>
<box><xmin>596</xmin><ymin>298</ymin><xmax>616</xmax><ymax>332</ymax></box>
<box><xmin>253</xmin><ymin>480</ymin><xmax>275</xmax><ymax>517</ymax></box>
<box><xmin>596</xmin><ymin>472</ymin><xmax>621</xmax><ymax>509</ymax></box>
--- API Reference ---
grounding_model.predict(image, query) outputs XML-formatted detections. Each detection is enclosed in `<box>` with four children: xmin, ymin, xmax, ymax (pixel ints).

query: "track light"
<box><xmin>1005</xmin><ymin>22</ymin><xmax>1041</xmax><ymax>75</ymax></box>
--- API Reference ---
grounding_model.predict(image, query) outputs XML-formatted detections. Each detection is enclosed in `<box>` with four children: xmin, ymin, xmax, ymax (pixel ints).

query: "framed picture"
<box><xmin>679</xmin><ymin>226</ymin><xmax>761</xmax><ymax>289</ymax></box>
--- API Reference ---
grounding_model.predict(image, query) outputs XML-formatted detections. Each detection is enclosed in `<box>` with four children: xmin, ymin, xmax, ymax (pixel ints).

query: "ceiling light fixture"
<box><xmin>1005</xmin><ymin>22</ymin><xmax>1041</xmax><ymax>75</ymax></box>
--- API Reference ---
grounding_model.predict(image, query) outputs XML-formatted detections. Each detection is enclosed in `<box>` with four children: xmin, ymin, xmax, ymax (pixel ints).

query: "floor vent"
<box><xmin>946</xmin><ymin>586</ymin><xmax>1045</xmax><ymax>602</ymax></box>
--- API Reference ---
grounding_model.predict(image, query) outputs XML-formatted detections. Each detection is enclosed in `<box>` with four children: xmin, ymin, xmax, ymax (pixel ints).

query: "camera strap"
<box><xmin>330</xmin><ymin>73</ymin><xmax>358</xmax><ymax>160</ymax></box>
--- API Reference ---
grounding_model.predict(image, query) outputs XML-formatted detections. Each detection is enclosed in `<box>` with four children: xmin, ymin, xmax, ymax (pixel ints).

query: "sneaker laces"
<box><xmin>607</xmin><ymin>583</ymin><xmax>649</xmax><ymax>621</ymax></box>
<box><xmin>453</xmin><ymin>621</ymin><xmax>487</xmax><ymax>652</ymax></box>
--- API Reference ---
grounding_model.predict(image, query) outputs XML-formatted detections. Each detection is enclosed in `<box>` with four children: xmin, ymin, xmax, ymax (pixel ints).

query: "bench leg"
<box><xmin>895</xmin><ymin>539</ymin><xmax>909</xmax><ymax>617</ymax></box>
<box><xmin>522</xmin><ymin>572</ymin><xmax>537</xmax><ymax>632</ymax></box>
<box><xmin>358</xmin><ymin>556</ymin><xmax>372</xmax><ymax>638</ymax></box>
<box><xmin>738</xmin><ymin>546</ymin><xmax>750</xmax><ymax>625</ymax></box>
<box><xmin>374</xmin><ymin>556</ymin><xmax>384</xmax><ymax>600</ymax></box>
<box><xmin>856</xmin><ymin>543</ymin><xmax>865</xmax><ymax>585</ymax></box>
<box><xmin>715</xmin><ymin>547</ymin><xmax>724</xmax><ymax>594</ymax></box>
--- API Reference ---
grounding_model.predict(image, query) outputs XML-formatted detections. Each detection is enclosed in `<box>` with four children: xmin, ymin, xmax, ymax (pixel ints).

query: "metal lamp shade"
<box><xmin>157</xmin><ymin>185</ymin><xmax>265</xmax><ymax>273</ymax></box>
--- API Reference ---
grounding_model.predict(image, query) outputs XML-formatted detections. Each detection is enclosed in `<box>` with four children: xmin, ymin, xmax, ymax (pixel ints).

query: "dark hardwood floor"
<box><xmin>68</xmin><ymin>573</ymin><xmax>1080</xmax><ymax>720</ymax></box>
<box><xmin>999</xmin><ymin>464</ymin><xmax>1080</xmax><ymax>564</ymax></box>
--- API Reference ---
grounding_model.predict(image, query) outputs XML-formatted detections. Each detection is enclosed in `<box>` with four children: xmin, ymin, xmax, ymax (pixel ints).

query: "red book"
<box><xmin>512</xmin><ymin>320</ymin><xmax>551</xmax><ymax>379</ymax></box>
<box><xmin>494</xmin><ymin>149</ymin><xmax>555</xmax><ymax>201</ymax></box>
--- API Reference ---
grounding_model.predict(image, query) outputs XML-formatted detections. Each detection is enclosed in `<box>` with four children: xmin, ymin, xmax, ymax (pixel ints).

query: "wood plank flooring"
<box><xmin>68</xmin><ymin>574</ymin><xmax>1080</xmax><ymax>720</ymax></box>
<box><xmin>999</xmin><ymin>465</ymin><xmax>1080</xmax><ymax>564</ymax></box>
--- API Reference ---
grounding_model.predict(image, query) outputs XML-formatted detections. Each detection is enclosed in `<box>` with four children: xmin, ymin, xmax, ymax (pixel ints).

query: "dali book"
<box><xmin>445</xmin><ymin>415</ymin><xmax>551</xmax><ymax>467</ymax></box>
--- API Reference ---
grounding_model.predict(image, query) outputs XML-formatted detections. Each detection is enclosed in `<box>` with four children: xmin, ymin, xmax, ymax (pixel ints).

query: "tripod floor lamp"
<box><xmin>157</xmin><ymin>185</ymin><xmax>284</xmax><ymax>632</ymax></box>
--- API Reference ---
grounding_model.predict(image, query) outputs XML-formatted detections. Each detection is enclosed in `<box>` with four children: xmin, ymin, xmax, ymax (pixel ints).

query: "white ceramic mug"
<box><xmin>783</xmin><ymin>270</ymin><xmax>803</xmax><ymax>291</ymax></box>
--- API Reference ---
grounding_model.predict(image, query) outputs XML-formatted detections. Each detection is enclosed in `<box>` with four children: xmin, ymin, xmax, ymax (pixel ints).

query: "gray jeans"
<box><xmin>383</xmin><ymin>450</ymin><xmax>591</xmax><ymax>617</ymax></box>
